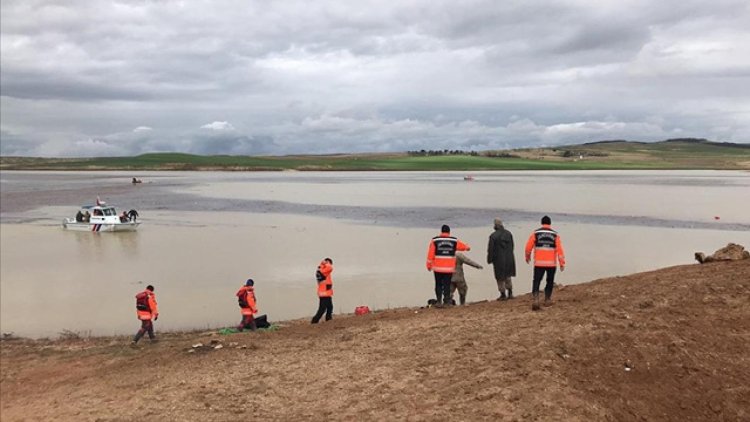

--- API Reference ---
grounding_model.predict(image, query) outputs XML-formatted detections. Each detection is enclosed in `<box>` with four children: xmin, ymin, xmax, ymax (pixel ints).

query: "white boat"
<box><xmin>62</xmin><ymin>203</ymin><xmax>140</xmax><ymax>232</ymax></box>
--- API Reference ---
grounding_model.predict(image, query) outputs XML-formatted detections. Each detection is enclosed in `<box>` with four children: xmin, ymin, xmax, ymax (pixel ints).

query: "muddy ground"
<box><xmin>1</xmin><ymin>260</ymin><xmax>749</xmax><ymax>421</ymax></box>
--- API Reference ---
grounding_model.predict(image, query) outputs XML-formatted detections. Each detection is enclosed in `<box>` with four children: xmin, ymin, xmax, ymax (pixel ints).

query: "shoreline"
<box><xmin>2</xmin><ymin>260</ymin><xmax>749</xmax><ymax>420</ymax></box>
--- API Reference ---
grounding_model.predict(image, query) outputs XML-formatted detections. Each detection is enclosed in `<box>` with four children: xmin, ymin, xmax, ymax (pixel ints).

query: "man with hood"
<box><xmin>487</xmin><ymin>218</ymin><xmax>516</xmax><ymax>300</ymax></box>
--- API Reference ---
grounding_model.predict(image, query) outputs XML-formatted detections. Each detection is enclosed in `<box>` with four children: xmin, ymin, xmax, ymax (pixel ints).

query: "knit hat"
<box><xmin>541</xmin><ymin>215</ymin><xmax>551</xmax><ymax>225</ymax></box>
<box><xmin>441</xmin><ymin>224</ymin><xmax>450</xmax><ymax>233</ymax></box>
<box><xmin>245</xmin><ymin>279</ymin><xmax>254</xmax><ymax>287</ymax></box>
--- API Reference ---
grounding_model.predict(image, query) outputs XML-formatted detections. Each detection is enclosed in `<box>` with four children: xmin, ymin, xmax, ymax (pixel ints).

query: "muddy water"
<box><xmin>1</xmin><ymin>170</ymin><xmax>748</xmax><ymax>338</ymax></box>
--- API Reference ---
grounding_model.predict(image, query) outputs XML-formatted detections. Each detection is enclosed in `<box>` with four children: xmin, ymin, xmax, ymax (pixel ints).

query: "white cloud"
<box><xmin>1</xmin><ymin>0</ymin><xmax>748</xmax><ymax>157</ymax></box>
<box><xmin>200</xmin><ymin>121</ymin><xmax>235</xmax><ymax>131</ymax></box>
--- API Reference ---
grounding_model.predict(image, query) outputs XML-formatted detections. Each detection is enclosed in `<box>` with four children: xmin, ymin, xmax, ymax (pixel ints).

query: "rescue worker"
<box><xmin>487</xmin><ymin>218</ymin><xmax>517</xmax><ymax>300</ymax></box>
<box><xmin>236</xmin><ymin>279</ymin><xmax>258</xmax><ymax>331</ymax></box>
<box><xmin>525</xmin><ymin>216</ymin><xmax>566</xmax><ymax>311</ymax></box>
<box><xmin>450</xmin><ymin>252</ymin><xmax>483</xmax><ymax>305</ymax></box>
<box><xmin>311</xmin><ymin>258</ymin><xmax>334</xmax><ymax>323</ymax></box>
<box><xmin>426</xmin><ymin>224</ymin><xmax>470</xmax><ymax>307</ymax></box>
<box><xmin>132</xmin><ymin>285</ymin><xmax>158</xmax><ymax>344</ymax></box>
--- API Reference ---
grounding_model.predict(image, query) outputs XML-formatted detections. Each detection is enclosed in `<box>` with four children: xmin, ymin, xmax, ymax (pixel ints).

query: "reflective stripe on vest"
<box><xmin>432</xmin><ymin>236</ymin><xmax>458</xmax><ymax>273</ymax></box>
<box><xmin>533</xmin><ymin>229</ymin><xmax>558</xmax><ymax>267</ymax></box>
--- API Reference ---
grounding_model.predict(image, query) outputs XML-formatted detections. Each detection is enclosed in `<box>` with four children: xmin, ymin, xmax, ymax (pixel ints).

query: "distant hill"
<box><xmin>1</xmin><ymin>139</ymin><xmax>749</xmax><ymax>171</ymax></box>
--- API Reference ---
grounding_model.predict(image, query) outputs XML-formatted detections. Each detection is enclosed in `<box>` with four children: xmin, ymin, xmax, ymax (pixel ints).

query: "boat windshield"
<box><xmin>103</xmin><ymin>207</ymin><xmax>116</xmax><ymax>216</ymax></box>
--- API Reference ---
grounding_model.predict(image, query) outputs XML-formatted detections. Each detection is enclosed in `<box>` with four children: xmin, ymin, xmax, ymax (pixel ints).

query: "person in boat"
<box><xmin>132</xmin><ymin>285</ymin><xmax>159</xmax><ymax>345</ymax></box>
<box><xmin>127</xmin><ymin>209</ymin><xmax>139</xmax><ymax>222</ymax></box>
<box><xmin>132</xmin><ymin>177</ymin><xmax>142</xmax><ymax>184</ymax></box>
<box><xmin>236</xmin><ymin>279</ymin><xmax>258</xmax><ymax>331</ymax></box>
<box><xmin>120</xmin><ymin>211</ymin><xmax>129</xmax><ymax>223</ymax></box>
<box><xmin>93</xmin><ymin>208</ymin><xmax>103</xmax><ymax>216</ymax></box>
<box><xmin>83</xmin><ymin>211</ymin><xmax>91</xmax><ymax>222</ymax></box>
<box><xmin>75</xmin><ymin>210</ymin><xmax>84</xmax><ymax>222</ymax></box>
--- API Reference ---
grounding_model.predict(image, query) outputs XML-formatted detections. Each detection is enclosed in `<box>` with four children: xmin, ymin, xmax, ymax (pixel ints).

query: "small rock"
<box><xmin>187</xmin><ymin>349</ymin><xmax>195</xmax><ymax>354</ymax></box>
<box><xmin>213</xmin><ymin>344</ymin><xmax>223</xmax><ymax>350</ymax></box>
<box><xmin>209</xmin><ymin>339</ymin><xmax>221</xmax><ymax>346</ymax></box>
<box><xmin>192</xmin><ymin>343</ymin><xmax>203</xmax><ymax>348</ymax></box>
<box><xmin>229</xmin><ymin>342</ymin><xmax>238</xmax><ymax>347</ymax></box>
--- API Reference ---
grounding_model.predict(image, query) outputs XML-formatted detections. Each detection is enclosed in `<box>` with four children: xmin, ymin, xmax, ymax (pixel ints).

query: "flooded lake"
<box><xmin>1</xmin><ymin>170</ymin><xmax>748</xmax><ymax>338</ymax></box>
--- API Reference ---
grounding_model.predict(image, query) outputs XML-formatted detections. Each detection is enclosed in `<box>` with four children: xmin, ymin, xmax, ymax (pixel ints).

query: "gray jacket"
<box><xmin>451</xmin><ymin>253</ymin><xmax>483</xmax><ymax>282</ymax></box>
<box><xmin>487</xmin><ymin>225</ymin><xmax>517</xmax><ymax>280</ymax></box>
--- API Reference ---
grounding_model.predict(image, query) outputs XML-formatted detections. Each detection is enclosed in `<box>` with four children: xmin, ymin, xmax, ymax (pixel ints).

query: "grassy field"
<box><xmin>1</xmin><ymin>139</ymin><xmax>749</xmax><ymax>171</ymax></box>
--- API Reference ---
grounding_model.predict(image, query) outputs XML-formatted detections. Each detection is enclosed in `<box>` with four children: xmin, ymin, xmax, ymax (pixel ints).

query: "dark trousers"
<box><xmin>532</xmin><ymin>267</ymin><xmax>557</xmax><ymax>299</ymax></box>
<box><xmin>133</xmin><ymin>319</ymin><xmax>154</xmax><ymax>343</ymax></box>
<box><xmin>238</xmin><ymin>314</ymin><xmax>257</xmax><ymax>331</ymax></box>
<box><xmin>311</xmin><ymin>297</ymin><xmax>333</xmax><ymax>323</ymax></box>
<box><xmin>434</xmin><ymin>272</ymin><xmax>452</xmax><ymax>304</ymax></box>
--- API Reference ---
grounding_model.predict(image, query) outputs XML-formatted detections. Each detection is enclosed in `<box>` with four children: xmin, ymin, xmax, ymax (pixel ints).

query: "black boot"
<box><xmin>498</xmin><ymin>292</ymin><xmax>507</xmax><ymax>301</ymax></box>
<box><xmin>459</xmin><ymin>293</ymin><xmax>466</xmax><ymax>305</ymax></box>
<box><xmin>532</xmin><ymin>293</ymin><xmax>541</xmax><ymax>311</ymax></box>
<box><xmin>507</xmin><ymin>288</ymin><xmax>514</xmax><ymax>299</ymax></box>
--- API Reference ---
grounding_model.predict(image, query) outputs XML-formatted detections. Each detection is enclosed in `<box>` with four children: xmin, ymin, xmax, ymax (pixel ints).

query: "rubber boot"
<box><xmin>532</xmin><ymin>293</ymin><xmax>541</xmax><ymax>311</ymax></box>
<box><xmin>459</xmin><ymin>293</ymin><xmax>466</xmax><ymax>306</ymax></box>
<box><xmin>507</xmin><ymin>288</ymin><xmax>514</xmax><ymax>300</ymax></box>
<box><xmin>498</xmin><ymin>292</ymin><xmax>507</xmax><ymax>301</ymax></box>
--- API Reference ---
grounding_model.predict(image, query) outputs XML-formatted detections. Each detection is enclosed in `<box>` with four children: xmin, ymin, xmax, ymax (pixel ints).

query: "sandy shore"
<box><xmin>2</xmin><ymin>260</ymin><xmax>749</xmax><ymax>421</ymax></box>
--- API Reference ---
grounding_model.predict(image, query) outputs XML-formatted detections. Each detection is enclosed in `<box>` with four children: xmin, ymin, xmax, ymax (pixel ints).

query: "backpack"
<box><xmin>237</xmin><ymin>289</ymin><xmax>249</xmax><ymax>308</ymax></box>
<box><xmin>315</xmin><ymin>269</ymin><xmax>325</xmax><ymax>282</ymax></box>
<box><xmin>135</xmin><ymin>292</ymin><xmax>150</xmax><ymax>311</ymax></box>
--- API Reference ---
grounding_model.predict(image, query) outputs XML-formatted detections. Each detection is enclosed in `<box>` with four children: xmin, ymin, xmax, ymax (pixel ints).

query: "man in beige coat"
<box><xmin>449</xmin><ymin>252</ymin><xmax>483</xmax><ymax>305</ymax></box>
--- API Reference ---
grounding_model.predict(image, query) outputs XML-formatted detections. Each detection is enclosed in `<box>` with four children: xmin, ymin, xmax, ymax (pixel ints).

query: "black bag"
<box><xmin>255</xmin><ymin>314</ymin><xmax>270</xmax><ymax>329</ymax></box>
<box><xmin>136</xmin><ymin>292</ymin><xmax>150</xmax><ymax>311</ymax></box>
<box><xmin>315</xmin><ymin>269</ymin><xmax>325</xmax><ymax>282</ymax></box>
<box><xmin>238</xmin><ymin>295</ymin><xmax>249</xmax><ymax>308</ymax></box>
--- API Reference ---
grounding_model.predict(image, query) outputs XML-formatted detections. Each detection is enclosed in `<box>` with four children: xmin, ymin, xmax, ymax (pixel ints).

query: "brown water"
<box><xmin>1</xmin><ymin>170</ymin><xmax>748</xmax><ymax>338</ymax></box>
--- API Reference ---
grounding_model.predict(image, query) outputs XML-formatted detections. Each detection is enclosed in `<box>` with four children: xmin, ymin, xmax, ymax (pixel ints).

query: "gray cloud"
<box><xmin>1</xmin><ymin>0</ymin><xmax>748</xmax><ymax>157</ymax></box>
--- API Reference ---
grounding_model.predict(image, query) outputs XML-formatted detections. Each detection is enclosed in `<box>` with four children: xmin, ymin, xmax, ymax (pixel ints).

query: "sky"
<box><xmin>1</xmin><ymin>0</ymin><xmax>749</xmax><ymax>157</ymax></box>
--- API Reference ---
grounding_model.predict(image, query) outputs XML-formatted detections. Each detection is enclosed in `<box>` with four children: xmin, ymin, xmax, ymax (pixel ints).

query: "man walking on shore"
<box><xmin>487</xmin><ymin>218</ymin><xmax>516</xmax><ymax>301</ymax></box>
<box><xmin>427</xmin><ymin>224</ymin><xmax>470</xmax><ymax>307</ymax></box>
<box><xmin>525</xmin><ymin>216</ymin><xmax>566</xmax><ymax>311</ymax></box>
<box><xmin>132</xmin><ymin>285</ymin><xmax>158</xmax><ymax>344</ymax></box>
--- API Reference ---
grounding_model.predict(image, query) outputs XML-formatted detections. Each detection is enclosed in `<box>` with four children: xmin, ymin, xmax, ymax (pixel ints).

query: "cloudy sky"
<box><xmin>1</xmin><ymin>0</ymin><xmax>749</xmax><ymax>157</ymax></box>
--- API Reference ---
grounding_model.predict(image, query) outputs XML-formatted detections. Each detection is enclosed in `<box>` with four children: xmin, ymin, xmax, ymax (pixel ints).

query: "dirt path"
<box><xmin>2</xmin><ymin>260</ymin><xmax>749</xmax><ymax>421</ymax></box>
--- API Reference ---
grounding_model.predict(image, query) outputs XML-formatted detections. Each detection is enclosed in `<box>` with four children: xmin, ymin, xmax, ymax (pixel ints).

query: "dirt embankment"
<box><xmin>2</xmin><ymin>260</ymin><xmax>749</xmax><ymax>421</ymax></box>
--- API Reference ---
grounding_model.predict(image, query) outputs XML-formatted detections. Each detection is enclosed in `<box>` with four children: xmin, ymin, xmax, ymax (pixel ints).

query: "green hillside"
<box><xmin>2</xmin><ymin>139</ymin><xmax>748</xmax><ymax>171</ymax></box>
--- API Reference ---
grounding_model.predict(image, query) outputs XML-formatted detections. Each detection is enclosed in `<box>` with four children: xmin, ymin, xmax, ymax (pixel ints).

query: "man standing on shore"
<box><xmin>311</xmin><ymin>258</ymin><xmax>334</xmax><ymax>323</ymax></box>
<box><xmin>426</xmin><ymin>224</ymin><xmax>470</xmax><ymax>307</ymax></box>
<box><xmin>525</xmin><ymin>216</ymin><xmax>566</xmax><ymax>311</ymax></box>
<box><xmin>487</xmin><ymin>218</ymin><xmax>516</xmax><ymax>301</ymax></box>
<box><xmin>132</xmin><ymin>285</ymin><xmax>158</xmax><ymax>344</ymax></box>
<box><xmin>236</xmin><ymin>279</ymin><xmax>258</xmax><ymax>331</ymax></box>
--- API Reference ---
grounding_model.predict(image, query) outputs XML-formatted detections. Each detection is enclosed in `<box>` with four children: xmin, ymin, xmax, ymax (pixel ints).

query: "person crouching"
<box><xmin>236</xmin><ymin>279</ymin><xmax>258</xmax><ymax>331</ymax></box>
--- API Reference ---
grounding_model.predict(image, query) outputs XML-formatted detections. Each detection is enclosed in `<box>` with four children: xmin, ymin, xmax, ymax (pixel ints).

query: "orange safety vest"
<box><xmin>525</xmin><ymin>225</ymin><xmax>566</xmax><ymax>268</ymax></box>
<box><xmin>136</xmin><ymin>291</ymin><xmax>158</xmax><ymax>321</ymax></box>
<box><xmin>426</xmin><ymin>232</ymin><xmax>470</xmax><ymax>273</ymax></box>
<box><xmin>237</xmin><ymin>286</ymin><xmax>258</xmax><ymax>316</ymax></box>
<box><xmin>317</xmin><ymin>261</ymin><xmax>333</xmax><ymax>298</ymax></box>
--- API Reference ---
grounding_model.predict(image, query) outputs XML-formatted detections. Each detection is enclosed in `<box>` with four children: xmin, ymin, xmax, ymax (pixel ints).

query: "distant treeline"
<box><xmin>407</xmin><ymin>149</ymin><xmax>519</xmax><ymax>158</ymax></box>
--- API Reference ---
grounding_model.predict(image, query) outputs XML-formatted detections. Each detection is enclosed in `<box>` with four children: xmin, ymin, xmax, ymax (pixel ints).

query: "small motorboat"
<box><xmin>463</xmin><ymin>175</ymin><xmax>475</xmax><ymax>181</ymax></box>
<box><xmin>62</xmin><ymin>199</ymin><xmax>140</xmax><ymax>232</ymax></box>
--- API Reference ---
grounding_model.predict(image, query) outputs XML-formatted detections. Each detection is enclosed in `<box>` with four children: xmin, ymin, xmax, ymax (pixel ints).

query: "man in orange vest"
<box><xmin>525</xmin><ymin>216</ymin><xmax>566</xmax><ymax>311</ymax></box>
<box><xmin>311</xmin><ymin>258</ymin><xmax>334</xmax><ymax>323</ymax></box>
<box><xmin>426</xmin><ymin>225</ymin><xmax>470</xmax><ymax>307</ymax></box>
<box><xmin>132</xmin><ymin>285</ymin><xmax>158</xmax><ymax>344</ymax></box>
<box><xmin>236</xmin><ymin>279</ymin><xmax>258</xmax><ymax>331</ymax></box>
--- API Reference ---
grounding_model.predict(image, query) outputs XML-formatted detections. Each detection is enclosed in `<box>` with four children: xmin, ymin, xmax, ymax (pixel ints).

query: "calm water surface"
<box><xmin>1</xmin><ymin>170</ymin><xmax>748</xmax><ymax>337</ymax></box>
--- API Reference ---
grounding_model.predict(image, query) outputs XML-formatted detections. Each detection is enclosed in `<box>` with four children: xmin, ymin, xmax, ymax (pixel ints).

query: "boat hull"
<box><xmin>62</xmin><ymin>219</ymin><xmax>140</xmax><ymax>232</ymax></box>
